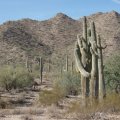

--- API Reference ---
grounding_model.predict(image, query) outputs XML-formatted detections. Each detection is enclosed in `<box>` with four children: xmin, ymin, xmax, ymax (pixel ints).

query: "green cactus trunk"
<box><xmin>66</xmin><ymin>55</ymin><xmax>68</xmax><ymax>72</ymax></box>
<box><xmin>71</xmin><ymin>61</ymin><xmax>73</xmax><ymax>74</ymax></box>
<box><xmin>74</xmin><ymin>17</ymin><xmax>105</xmax><ymax>102</ymax></box>
<box><xmin>48</xmin><ymin>59</ymin><xmax>50</xmax><ymax>72</ymax></box>
<box><xmin>75</xmin><ymin>17</ymin><xmax>90</xmax><ymax>99</ymax></box>
<box><xmin>29</xmin><ymin>63</ymin><xmax>32</xmax><ymax>73</ymax></box>
<box><xmin>89</xmin><ymin>22</ymin><xmax>98</xmax><ymax>98</ymax></box>
<box><xmin>60</xmin><ymin>63</ymin><xmax>63</xmax><ymax>75</ymax></box>
<box><xmin>97</xmin><ymin>35</ymin><xmax>106</xmax><ymax>100</ymax></box>
<box><xmin>26</xmin><ymin>56</ymin><xmax>29</xmax><ymax>71</ymax></box>
<box><xmin>40</xmin><ymin>57</ymin><xmax>43</xmax><ymax>84</ymax></box>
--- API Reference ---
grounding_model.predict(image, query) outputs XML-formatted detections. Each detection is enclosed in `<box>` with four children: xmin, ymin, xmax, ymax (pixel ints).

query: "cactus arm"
<box><xmin>77</xmin><ymin>34</ymin><xmax>83</xmax><ymax>48</ymax></box>
<box><xmin>74</xmin><ymin>42</ymin><xmax>90</xmax><ymax>78</ymax></box>
<box><xmin>83</xmin><ymin>16</ymin><xmax>87</xmax><ymax>42</ymax></box>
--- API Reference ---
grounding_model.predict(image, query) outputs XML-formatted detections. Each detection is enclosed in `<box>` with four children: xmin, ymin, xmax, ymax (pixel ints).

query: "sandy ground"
<box><xmin>0</xmin><ymin>77</ymin><xmax>120</xmax><ymax>120</ymax></box>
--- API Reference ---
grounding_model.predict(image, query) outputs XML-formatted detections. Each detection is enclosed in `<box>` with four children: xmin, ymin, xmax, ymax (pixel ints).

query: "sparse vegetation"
<box><xmin>68</xmin><ymin>92</ymin><xmax>120</xmax><ymax>114</ymax></box>
<box><xmin>105</xmin><ymin>54</ymin><xmax>120</xmax><ymax>93</ymax></box>
<box><xmin>0</xmin><ymin>65</ymin><xmax>33</xmax><ymax>91</ymax></box>
<box><xmin>54</xmin><ymin>72</ymin><xmax>81</xmax><ymax>96</ymax></box>
<box><xmin>39</xmin><ymin>90</ymin><xmax>63</xmax><ymax>106</ymax></box>
<box><xmin>39</xmin><ymin>72</ymin><xmax>81</xmax><ymax>105</ymax></box>
<box><xmin>0</xmin><ymin>11</ymin><xmax>119</xmax><ymax>120</ymax></box>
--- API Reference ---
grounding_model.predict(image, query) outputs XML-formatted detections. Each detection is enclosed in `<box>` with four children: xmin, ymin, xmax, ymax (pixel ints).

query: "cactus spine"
<box><xmin>74</xmin><ymin>17</ymin><xmax>106</xmax><ymax>101</ymax></box>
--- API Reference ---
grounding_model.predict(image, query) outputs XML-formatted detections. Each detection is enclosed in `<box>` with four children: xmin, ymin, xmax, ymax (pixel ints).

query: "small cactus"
<box><xmin>40</xmin><ymin>57</ymin><xmax>43</xmax><ymax>84</ymax></box>
<box><xmin>26</xmin><ymin>56</ymin><xmax>29</xmax><ymax>71</ymax></box>
<box><xmin>48</xmin><ymin>58</ymin><xmax>51</xmax><ymax>72</ymax></box>
<box><xmin>66</xmin><ymin>55</ymin><xmax>68</xmax><ymax>72</ymax></box>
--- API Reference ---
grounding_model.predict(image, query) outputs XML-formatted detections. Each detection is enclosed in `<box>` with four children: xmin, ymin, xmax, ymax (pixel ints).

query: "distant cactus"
<box><xmin>40</xmin><ymin>57</ymin><xmax>43</xmax><ymax>84</ymax></box>
<box><xmin>74</xmin><ymin>17</ymin><xmax>106</xmax><ymax>101</ymax></box>
<box><xmin>66</xmin><ymin>55</ymin><xmax>68</xmax><ymax>72</ymax></box>
<box><xmin>60</xmin><ymin>60</ymin><xmax>63</xmax><ymax>75</ymax></box>
<box><xmin>29</xmin><ymin>63</ymin><xmax>32</xmax><ymax>73</ymax></box>
<box><xmin>48</xmin><ymin>58</ymin><xmax>51</xmax><ymax>72</ymax></box>
<box><xmin>71</xmin><ymin>61</ymin><xmax>73</xmax><ymax>74</ymax></box>
<box><xmin>26</xmin><ymin>56</ymin><xmax>29</xmax><ymax>70</ymax></box>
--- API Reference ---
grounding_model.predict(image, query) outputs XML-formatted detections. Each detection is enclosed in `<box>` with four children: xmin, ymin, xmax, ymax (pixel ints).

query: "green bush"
<box><xmin>104</xmin><ymin>53</ymin><xmax>120</xmax><ymax>93</ymax></box>
<box><xmin>0</xmin><ymin>66</ymin><xmax>15</xmax><ymax>91</ymax></box>
<box><xmin>54</xmin><ymin>72</ymin><xmax>81</xmax><ymax>96</ymax></box>
<box><xmin>39</xmin><ymin>72</ymin><xmax>81</xmax><ymax>106</ymax></box>
<box><xmin>14</xmin><ymin>67</ymin><xmax>33</xmax><ymax>88</ymax></box>
<box><xmin>31</xmin><ymin>64</ymin><xmax>40</xmax><ymax>78</ymax></box>
<box><xmin>0</xmin><ymin>65</ymin><xmax>33</xmax><ymax>90</ymax></box>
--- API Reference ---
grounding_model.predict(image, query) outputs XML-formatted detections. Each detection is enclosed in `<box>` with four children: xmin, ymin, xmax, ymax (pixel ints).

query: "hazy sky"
<box><xmin>0</xmin><ymin>0</ymin><xmax>120</xmax><ymax>24</ymax></box>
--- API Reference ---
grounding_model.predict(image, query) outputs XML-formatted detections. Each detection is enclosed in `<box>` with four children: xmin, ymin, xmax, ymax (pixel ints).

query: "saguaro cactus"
<box><xmin>71</xmin><ymin>61</ymin><xmax>74</xmax><ymax>74</ymax></box>
<box><xmin>26</xmin><ymin>56</ymin><xmax>29</xmax><ymax>70</ymax></box>
<box><xmin>97</xmin><ymin>35</ymin><xmax>106</xmax><ymax>100</ymax></box>
<box><xmin>60</xmin><ymin>60</ymin><xmax>63</xmax><ymax>75</ymax></box>
<box><xmin>48</xmin><ymin>58</ymin><xmax>51</xmax><ymax>72</ymax></box>
<box><xmin>89</xmin><ymin>21</ymin><xmax>98</xmax><ymax>98</ymax></box>
<box><xmin>75</xmin><ymin>17</ymin><xmax>90</xmax><ymax>99</ymax></box>
<box><xmin>74</xmin><ymin>17</ymin><xmax>106</xmax><ymax>101</ymax></box>
<box><xmin>29</xmin><ymin>63</ymin><xmax>32</xmax><ymax>73</ymax></box>
<box><xmin>40</xmin><ymin>57</ymin><xmax>43</xmax><ymax>84</ymax></box>
<box><xmin>66</xmin><ymin>55</ymin><xmax>68</xmax><ymax>72</ymax></box>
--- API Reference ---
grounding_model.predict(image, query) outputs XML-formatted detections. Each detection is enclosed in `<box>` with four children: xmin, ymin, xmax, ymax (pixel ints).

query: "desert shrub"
<box><xmin>0</xmin><ymin>65</ymin><xmax>15</xmax><ymax>91</ymax></box>
<box><xmin>31</xmin><ymin>65</ymin><xmax>40</xmax><ymax>79</ymax></box>
<box><xmin>0</xmin><ymin>65</ymin><xmax>33</xmax><ymax>90</ymax></box>
<box><xmin>14</xmin><ymin>67</ymin><xmax>33</xmax><ymax>88</ymax></box>
<box><xmin>54</xmin><ymin>72</ymin><xmax>81</xmax><ymax>96</ymax></box>
<box><xmin>104</xmin><ymin>54</ymin><xmax>120</xmax><ymax>93</ymax></box>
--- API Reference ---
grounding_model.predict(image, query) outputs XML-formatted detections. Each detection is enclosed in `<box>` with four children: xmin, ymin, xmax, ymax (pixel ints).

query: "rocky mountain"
<box><xmin>0</xmin><ymin>11</ymin><xmax>119</xmax><ymax>65</ymax></box>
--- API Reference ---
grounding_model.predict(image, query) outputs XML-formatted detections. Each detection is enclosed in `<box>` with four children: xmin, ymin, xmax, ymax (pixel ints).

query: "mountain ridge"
<box><xmin>0</xmin><ymin>11</ymin><xmax>119</xmax><ymax>64</ymax></box>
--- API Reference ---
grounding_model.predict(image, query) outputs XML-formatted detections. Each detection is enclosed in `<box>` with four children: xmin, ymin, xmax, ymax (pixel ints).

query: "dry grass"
<box><xmin>39</xmin><ymin>89</ymin><xmax>64</xmax><ymax>106</ymax></box>
<box><xmin>67</xmin><ymin>93</ymin><xmax>120</xmax><ymax>114</ymax></box>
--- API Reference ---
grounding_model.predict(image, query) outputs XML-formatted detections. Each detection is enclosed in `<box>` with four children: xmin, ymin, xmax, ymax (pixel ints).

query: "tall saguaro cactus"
<box><xmin>89</xmin><ymin>22</ymin><xmax>98</xmax><ymax>98</ymax></box>
<box><xmin>97</xmin><ymin>35</ymin><xmax>106</xmax><ymax>100</ymax></box>
<box><xmin>75</xmin><ymin>17</ymin><xmax>90</xmax><ymax>99</ymax></box>
<box><xmin>74</xmin><ymin>17</ymin><xmax>106</xmax><ymax>100</ymax></box>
